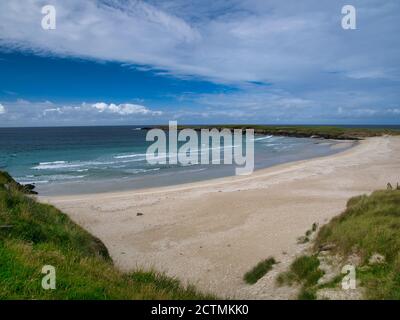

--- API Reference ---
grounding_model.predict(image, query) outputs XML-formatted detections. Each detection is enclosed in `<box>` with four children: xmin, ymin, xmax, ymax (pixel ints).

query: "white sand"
<box><xmin>40</xmin><ymin>136</ymin><xmax>400</xmax><ymax>299</ymax></box>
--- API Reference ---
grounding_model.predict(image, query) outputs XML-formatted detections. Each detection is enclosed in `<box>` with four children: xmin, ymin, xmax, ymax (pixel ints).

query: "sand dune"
<box><xmin>40</xmin><ymin>136</ymin><xmax>400</xmax><ymax>299</ymax></box>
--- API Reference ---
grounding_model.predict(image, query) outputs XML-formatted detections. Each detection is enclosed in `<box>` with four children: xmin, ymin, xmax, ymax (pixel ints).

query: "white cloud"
<box><xmin>90</xmin><ymin>102</ymin><xmax>162</xmax><ymax>115</ymax></box>
<box><xmin>0</xmin><ymin>100</ymin><xmax>163</xmax><ymax>126</ymax></box>
<box><xmin>0</xmin><ymin>0</ymin><xmax>399</xmax><ymax>84</ymax></box>
<box><xmin>385</xmin><ymin>108</ymin><xmax>400</xmax><ymax>115</ymax></box>
<box><xmin>0</xmin><ymin>103</ymin><xmax>5</xmax><ymax>114</ymax></box>
<box><xmin>0</xmin><ymin>1</ymin><xmax>399</xmax><ymax>125</ymax></box>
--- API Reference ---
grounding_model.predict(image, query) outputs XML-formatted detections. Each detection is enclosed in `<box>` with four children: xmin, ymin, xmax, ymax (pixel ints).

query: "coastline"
<box><xmin>39</xmin><ymin>136</ymin><xmax>400</xmax><ymax>299</ymax></box>
<box><xmin>39</xmin><ymin>139</ymin><xmax>356</xmax><ymax>199</ymax></box>
<box><xmin>30</xmin><ymin>135</ymin><xmax>353</xmax><ymax>196</ymax></box>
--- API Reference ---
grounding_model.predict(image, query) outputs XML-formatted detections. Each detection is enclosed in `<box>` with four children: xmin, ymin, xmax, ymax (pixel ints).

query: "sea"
<box><xmin>0</xmin><ymin>126</ymin><xmax>363</xmax><ymax>195</ymax></box>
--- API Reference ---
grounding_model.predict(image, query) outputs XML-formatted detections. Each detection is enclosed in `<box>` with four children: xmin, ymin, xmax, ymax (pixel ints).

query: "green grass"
<box><xmin>314</xmin><ymin>189</ymin><xmax>400</xmax><ymax>299</ymax></box>
<box><xmin>297</xmin><ymin>287</ymin><xmax>318</xmax><ymax>300</ymax></box>
<box><xmin>277</xmin><ymin>190</ymin><xmax>400</xmax><ymax>300</ymax></box>
<box><xmin>0</xmin><ymin>170</ymin><xmax>37</xmax><ymax>194</ymax></box>
<box><xmin>243</xmin><ymin>257</ymin><xmax>276</xmax><ymax>284</ymax></box>
<box><xmin>276</xmin><ymin>255</ymin><xmax>323</xmax><ymax>300</ymax></box>
<box><xmin>276</xmin><ymin>255</ymin><xmax>324</xmax><ymax>299</ymax></box>
<box><xmin>278</xmin><ymin>190</ymin><xmax>400</xmax><ymax>300</ymax></box>
<box><xmin>0</xmin><ymin>170</ymin><xmax>214</xmax><ymax>300</ymax></box>
<box><xmin>156</xmin><ymin>125</ymin><xmax>400</xmax><ymax>140</ymax></box>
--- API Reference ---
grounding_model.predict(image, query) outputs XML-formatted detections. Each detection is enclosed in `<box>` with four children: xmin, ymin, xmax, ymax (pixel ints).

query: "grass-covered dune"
<box><xmin>315</xmin><ymin>189</ymin><xmax>400</xmax><ymax>299</ymax></box>
<box><xmin>147</xmin><ymin>125</ymin><xmax>400</xmax><ymax>140</ymax></box>
<box><xmin>278</xmin><ymin>189</ymin><xmax>400</xmax><ymax>300</ymax></box>
<box><xmin>0</xmin><ymin>171</ymin><xmax>213</xmax><ymax>300</ymax></box>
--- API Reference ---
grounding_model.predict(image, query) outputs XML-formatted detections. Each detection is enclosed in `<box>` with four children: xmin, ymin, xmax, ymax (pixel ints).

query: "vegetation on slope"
<box><xmin>0</xmin><ymin>171</ymin><xmax>213</xmax><ymax>300</ymax></box>
<box><xmin>315</xmin><ymin>189</ymin><xmax>400</xmax><ymax>299</ymax></box>
<box><xmin>0</xmin><ymin>170</ymin><xmax>37</xmax><ymax>194</ymax></box>
<box><xmin>278</xmin><ymin>189</ymin><xmax>400</xmax><ymax>300</ymax></box>
<box><xmin>243</xmin><ymin>257</ymin><xmax>276</xmax><ymax>284</ymax></box>
<box><xmin>277</xmin><ymin>255</ymin><xmax>324</xmax><ymax>300</ymax></box>
<box><xmin>149</xmin><ymin>125</ymin><xmax>400</xmax><ymax>140</ymax></box>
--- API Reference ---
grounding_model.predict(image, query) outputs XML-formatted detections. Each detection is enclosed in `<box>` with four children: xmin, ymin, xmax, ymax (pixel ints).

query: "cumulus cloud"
<box><xmin>40</xmin><ymin>101</ymin><xmax>163</xmax><ymax>117</ymax></box>
<box><xmin>0</xmin><ymin>100</ymin><xmax>163</xmax><ymax>126</ymax></box>
<box><xmin>0</xmin><ymin>103</ymin><xmax>5</xmax><ymax>114</ymax></box>
<box><xmin>90</xmin><ymin>102</ymin><xmax>162</xmax><ymax>115</ymax></box>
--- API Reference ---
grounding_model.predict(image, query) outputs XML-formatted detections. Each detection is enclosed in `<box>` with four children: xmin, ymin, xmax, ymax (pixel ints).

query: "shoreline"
<box><xmin>39</xmin><ymin>138</ymin><xmax>356</xmax><ymax>200</ymax></box>
<box><xmin>32</xmin><ymin>136</ymin><xmax>354</xmax><ymax>197</ymax></box>
<box><xmin>39</xmin><ymin>136</ymin><xmax>400</xmax><ymax>299</ymax></box>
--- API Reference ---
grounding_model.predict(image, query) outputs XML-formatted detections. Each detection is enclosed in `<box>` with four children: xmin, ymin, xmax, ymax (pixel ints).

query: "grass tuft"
<box><xmin>277</xmin><ymin>255</ymin><xmax>323</xmax><ymax>288</ymax></box>
<box><xmin>243</xmin><ymin>257</ymin><xmax>277</xmax><ymax>284</ymax></box>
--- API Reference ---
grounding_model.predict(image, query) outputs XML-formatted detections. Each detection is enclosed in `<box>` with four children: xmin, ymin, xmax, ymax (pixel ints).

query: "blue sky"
<box><xmin>0</xmin><ymin>0</ymin><xmax>399</xmax><ymax>126</ymax></box>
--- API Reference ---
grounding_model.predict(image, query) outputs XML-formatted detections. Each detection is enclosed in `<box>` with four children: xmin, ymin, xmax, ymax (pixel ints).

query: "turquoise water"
<box><xmin>0</xmin><ymin>126</ymin><xmax>352</xmax><ymax>195</ymax></box>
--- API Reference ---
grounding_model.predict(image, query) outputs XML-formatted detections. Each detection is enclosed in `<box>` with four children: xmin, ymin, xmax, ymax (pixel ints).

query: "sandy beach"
<box><xmin>40</xmin><ymin>136</ymin><xmax>400</xmax><ymax>299</ymax></box>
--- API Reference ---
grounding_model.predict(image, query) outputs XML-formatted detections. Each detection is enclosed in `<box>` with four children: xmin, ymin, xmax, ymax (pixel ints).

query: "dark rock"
<box><xmin>24</xmin><ymin>184</ymin><xmax>36</xmax><ymax>191</ymax></box>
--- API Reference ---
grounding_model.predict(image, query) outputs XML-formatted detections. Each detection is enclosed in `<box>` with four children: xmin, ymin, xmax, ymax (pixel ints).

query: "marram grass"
<box><xmin>243</xmin><ymin>257</ymin><xmax>276</xmax><ymax>284</ymax></box>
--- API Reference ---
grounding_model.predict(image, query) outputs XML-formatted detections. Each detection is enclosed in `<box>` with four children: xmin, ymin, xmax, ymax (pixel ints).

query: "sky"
<box><xmin>0</xmin><ymin>0</ymin><xmax>399</xmax><ymax>126</ymax></box>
